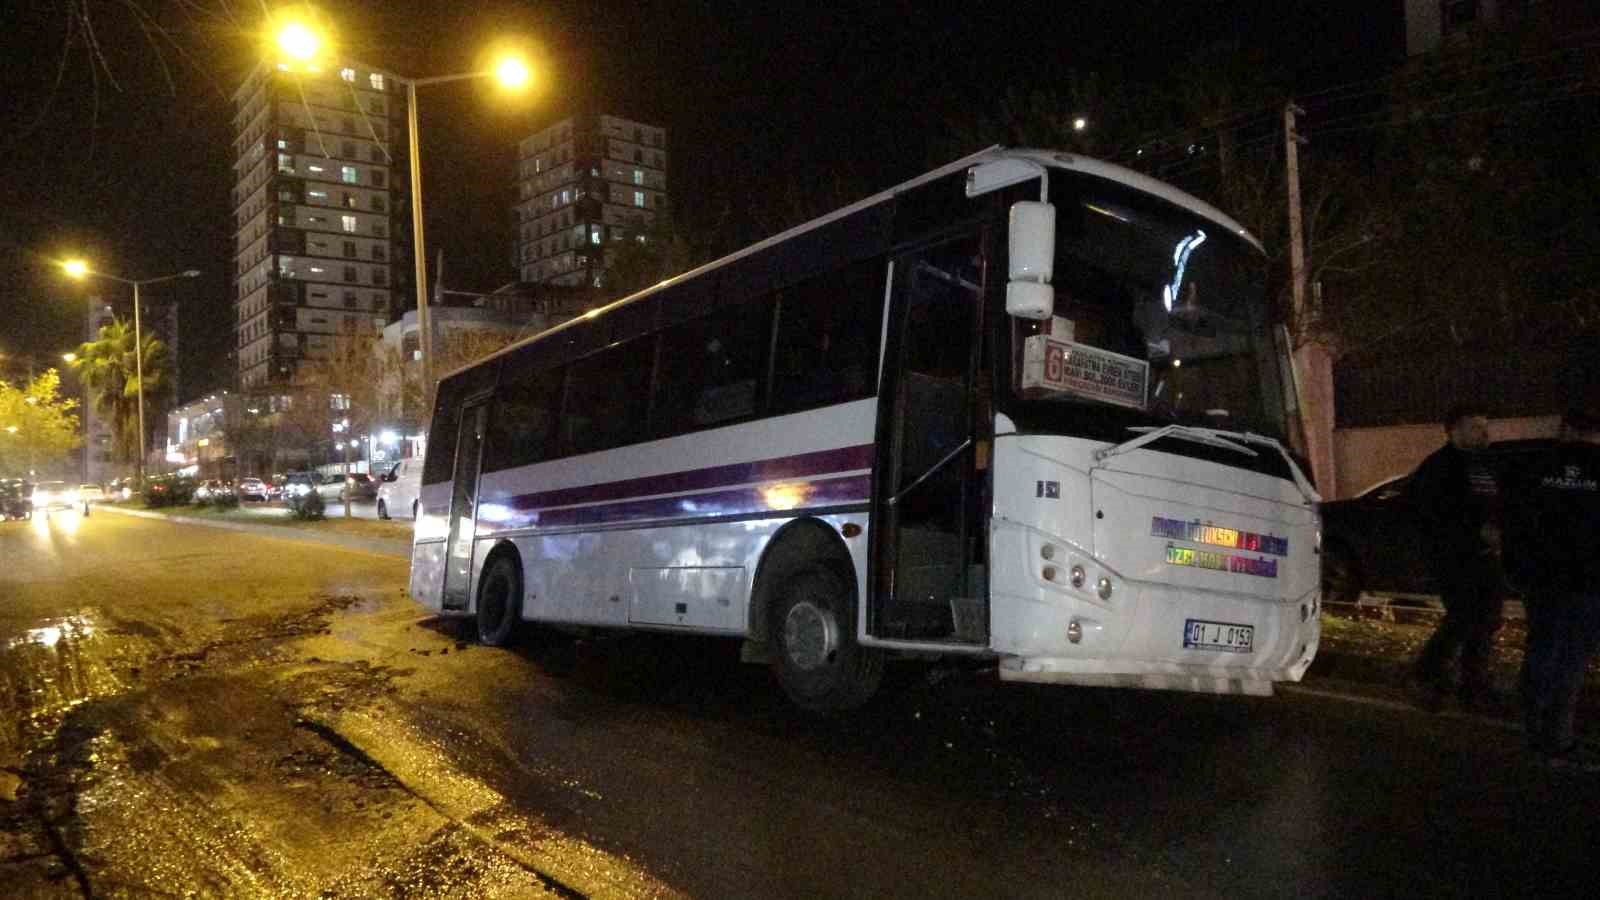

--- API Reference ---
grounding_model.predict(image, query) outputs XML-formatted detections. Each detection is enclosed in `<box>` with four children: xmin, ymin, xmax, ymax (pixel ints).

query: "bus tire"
<box><xmin>377</xmin><ymin>499</ymin><xmax>389</xmax><ymax>520</ymax></box>
<box><xmin>771</xmin><ymin>567</ymin><xmax>883</xmax><ymax>713</ymax></box>
<box><xmin>476</xmin><ymin>554</ymin><xmax>522</xmax><ymax>647</ymax></box>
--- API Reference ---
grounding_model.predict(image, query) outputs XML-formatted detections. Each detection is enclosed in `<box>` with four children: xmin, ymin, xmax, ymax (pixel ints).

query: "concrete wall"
<box><xmin>1332</xmin><ymin>414</ymin><xmax>1561</xmax><ymax>499</ymax></box>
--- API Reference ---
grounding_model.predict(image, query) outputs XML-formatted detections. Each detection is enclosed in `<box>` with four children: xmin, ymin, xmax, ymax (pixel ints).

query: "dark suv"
<box><xmin>1319</xmin><ymin>439</ymin><xmax>1555</xmax><ymax>603</ymax></box>
<box><xmin>1</xmin><ymin>479</ymin><xmax>31</xmax><ymax>520</ymax></box>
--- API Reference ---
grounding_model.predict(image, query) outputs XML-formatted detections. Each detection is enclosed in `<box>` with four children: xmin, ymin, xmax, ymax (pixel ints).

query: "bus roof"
<box><xmin>445</xmin><ymin>146</ymin><xmax>1264</xmax><ymax>382</ymax></box>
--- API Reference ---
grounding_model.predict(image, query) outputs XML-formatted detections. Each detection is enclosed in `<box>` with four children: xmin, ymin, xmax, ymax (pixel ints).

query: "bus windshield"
<box><xmin>1007</xmin><ymin>174</ymin><xmax>1287</xmax><ymax>443</ymax></box>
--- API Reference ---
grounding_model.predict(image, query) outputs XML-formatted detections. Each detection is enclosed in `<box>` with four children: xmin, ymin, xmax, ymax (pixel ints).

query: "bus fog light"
<box><xmin>1070</xmin><ymin>565</ymin><xmax>1086</xmax><ymax>588</ymax></box>
<box><xmin>1096</xmin><ymin>577</ymin><xmax>1113</xmax><ymax>600</ymax></box>
<box><xmin>1041</xmin><ymin>544</ymin><xmax>1056</xmax><ymax>561</ymax></box>
<box><xmin>1067</xmin><ymin>619</ymin><xmax>1083</xmax><ymax>644</ymax></box>
<box><xmin>1043</xmin><ymin>565</ymin><xmax>1058</xmax><ymax>582</ymax></box>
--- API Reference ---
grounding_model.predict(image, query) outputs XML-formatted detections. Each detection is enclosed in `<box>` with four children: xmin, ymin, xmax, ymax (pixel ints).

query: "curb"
<box><xmin>98</xmin><ymin>504</ymin><xmax>410</xmax><ymax>560</ymax></box>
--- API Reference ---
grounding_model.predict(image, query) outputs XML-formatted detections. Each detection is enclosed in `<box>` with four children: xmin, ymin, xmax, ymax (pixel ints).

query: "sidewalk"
<box><xmin>98</xmin><ymin>503</ymin><xmax>410</xmax><ymax>560</ymax></box>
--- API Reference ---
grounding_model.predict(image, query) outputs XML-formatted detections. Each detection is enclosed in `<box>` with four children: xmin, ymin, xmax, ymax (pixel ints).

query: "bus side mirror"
<box><xmin>1007</xmin><ymin>201</ymin><xmax>1055</xmax><ymax>320</ymax></box>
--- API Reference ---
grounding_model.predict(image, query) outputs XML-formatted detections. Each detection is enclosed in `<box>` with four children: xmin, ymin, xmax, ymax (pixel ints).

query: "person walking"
<box><xmin>1406</xmin><ymin>405</ymin><xmax>1506</xmax><ymax>711</ymax></box>
<box><xmin>1505</xmin><ymin>408</ymin><xmax>1600</xmax><ymax>769</ymax></box>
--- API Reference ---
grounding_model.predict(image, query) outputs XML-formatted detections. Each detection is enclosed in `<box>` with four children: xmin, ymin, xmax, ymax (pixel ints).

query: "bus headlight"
<box><xmin>1070</xmin><ymin>565</ymin><xmax>1086</xmax><ymax>588</ymax></box>
<box><xmin>1096</xmin><ymin>576</ymin><xmax>1114</xmax><ymax>601</ymax></box>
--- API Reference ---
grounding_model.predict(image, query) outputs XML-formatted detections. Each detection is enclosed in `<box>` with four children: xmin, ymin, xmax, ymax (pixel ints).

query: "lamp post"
<box><xmin>269</xmin><ymin>18</ymin><xmax>530</xmax><ymax>394</ymax></box>
<box><xmin>395</xmin><ymin>58</ymin><xmax>531</xmax><ymax>391</ymax></box>
<box><xmin>61</xmin><ymin>261</ymin><xmax>199</xmax><ymax>487</ymax></box>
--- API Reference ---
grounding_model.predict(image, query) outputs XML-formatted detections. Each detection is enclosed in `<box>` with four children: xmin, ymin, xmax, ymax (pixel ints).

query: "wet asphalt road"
<box><xmin>3</xmin><ymin>511</ymin><xmax>1597</xmax><ymax>898</ymax></box>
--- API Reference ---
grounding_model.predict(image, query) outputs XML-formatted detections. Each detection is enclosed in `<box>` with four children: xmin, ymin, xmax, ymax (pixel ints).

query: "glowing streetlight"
<box><xmin>494</xmin><ymin>56</ymin><xmax>531</xmax><ymax>89</ymax></box>
<box><xmin>60</xmin><ymin>260</ymin><xmax>200</xmax><ymax>487</ymax></box>
<box><xmin>61</xmin><ymin>352</ymin><xmax>77</xmax><ymax>363</ymax></box>
<box><xmin>277</xmin><ymin>22</ymin><xmax>320</xmax><ymax>62</ymax></box>
<box><xmin>1073</xmin><ymin>117</ymin><xmax>1088</xmax><ymax>132</ymax></box>
<box><xmin>264</xmin><ymin>15</ymin><xmax>533</xmax><ymax>391</ymax></box>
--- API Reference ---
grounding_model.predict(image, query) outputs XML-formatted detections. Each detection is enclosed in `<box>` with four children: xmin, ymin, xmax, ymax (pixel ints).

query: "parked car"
<box><xmin>376</xmin><ymin>458</ymin><xmax>421</xmax><ymax>520</ymax></box>
<box><xmin>282</xmin><ymin>471</ymin><xmax>320</xmax><ymax>501</ymax></box>
<box><xmin>237</xmin><ymin>477</ymin><xmax>269</xmax><ymax>501</ymax></box>
<box><xmin>341</xmin><ymin>472</ymin><xmax>378</xmax><ymax>502</ymax></box>
<box><xmin>1320</xmin><ymin>438</ymin><xmax>1556</xmax><ymax>604</ymax></box>
<box><xmin>1</xmin><ymin>480</ymin><xmax>31</xmax><ymax>520</ymax></box>
<box><xmin>78</xmin><ymin>483</ymin><xmax>106</xmax><ymax>504</ymax></box>
<box><xmin>31</xmin><ymin>480</ymin><xmax>80</xmax><ymax>512</ymax></box>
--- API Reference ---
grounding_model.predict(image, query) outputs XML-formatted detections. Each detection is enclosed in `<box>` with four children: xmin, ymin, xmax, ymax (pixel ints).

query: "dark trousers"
<box><xmin>1521</xmin><ymin>591</ymin><xmax>1600</xmax><ymax>754</ymax></box>
<box><xmin>1415</xmin><ymin>555</ymin><xmax>1505</xmax><ymax>696</ymax></box>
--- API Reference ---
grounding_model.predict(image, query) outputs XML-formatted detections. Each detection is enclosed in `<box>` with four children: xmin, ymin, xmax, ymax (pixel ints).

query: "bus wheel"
<box><xmin>376</xmin><ymin>499</ymin><xmax>389</xmax><ymax>519</ymax></box>
<box><xmin>771</xmin><ymin>568</ymin><xmax>883</xmax><ymax>713</ymax></box>
<box><xmin>476</xmin><ymin>555</ymin><xmax>521</xmax><ymax>647</ymax></box>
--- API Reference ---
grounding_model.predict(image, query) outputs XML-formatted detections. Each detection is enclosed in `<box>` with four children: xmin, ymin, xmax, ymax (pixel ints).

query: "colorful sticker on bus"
<box><xmin>1150</xmin><ymin>516</ymin><xmax>1289</xmax><ymax>556</ymax></box>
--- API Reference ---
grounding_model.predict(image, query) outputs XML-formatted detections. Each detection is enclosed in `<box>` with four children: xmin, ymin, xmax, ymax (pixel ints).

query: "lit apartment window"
<box><xmin>340</xmin><ymin>68</ymin><xmax>355</xmax><ymax>83</ymax></box>
<box><xmin>370</xmin><ymin>73</ymin><xmax>385</xmax><ymax>91</ymax></box>
<box><xmin>634</xmin><ymin>191</ymin><xmax>645</xmax><ymax>208</ymax></box>
<box><xmin>341</xmin><ymin>165</ymin><xmax>358</xmax><ymax>184</ymax></box>
<box><xmin>307</xmin><ymin>164</ymin><xmax>325</xmax><ymax>173</ymax></box>
<box><xmin>308</xmin><ymin>190</ymin><xmax>328</xmax><ymax>202</ymax></box>
<box><xmin>633</xmin><ymin>169</ymin><xmax>643</xmax><ymax>185</ymax></box>
<box><xmin>590</xmin><ymin>226</ymin><xmax>601</xmax><ymax>245</ymax></box>
<box><xmin>278</xmin><ymin>153</ymin><xmax>294</xmax><ymax>174</ymax></box>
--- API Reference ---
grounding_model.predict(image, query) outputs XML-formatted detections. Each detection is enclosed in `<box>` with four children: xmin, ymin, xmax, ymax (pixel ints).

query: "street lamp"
<box><xmin>269</xmin><ymin>19</ymin><xmax>532</xmax><ymax>391</ymax></box>
<box><xmin>61</xmin><ymin>260</ymin><xmax>199</xmax><ymax>486</ymax></box>
<box><xmin>398</xmin><ymin>61</ymin><xmax>532</xmax><ymax>391</ymax></box>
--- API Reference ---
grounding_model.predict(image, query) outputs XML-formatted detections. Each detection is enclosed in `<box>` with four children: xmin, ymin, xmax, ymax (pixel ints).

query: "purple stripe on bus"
<box><xmin>499</xmin><ymin>444</ymin><xmax>874</xmax><ymax>512</ymax></box>
<box><xmin>477</xmin><ymin>473</ymin><xmax>871</xmax><ymax>532</ymax></box>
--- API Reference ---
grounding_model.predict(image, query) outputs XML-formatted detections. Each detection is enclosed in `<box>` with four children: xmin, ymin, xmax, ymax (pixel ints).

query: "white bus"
<box><xmin>409</xmin><ymin>147</ymin><xmax>1322</xmax><ymax>712</ymax></box>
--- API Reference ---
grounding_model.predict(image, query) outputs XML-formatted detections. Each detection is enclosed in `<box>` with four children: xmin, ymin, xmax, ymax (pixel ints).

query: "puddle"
<box><xmin>7</xmin><ymin>613</ymin><xmax>99</xmax><ymax>651</ymax></box>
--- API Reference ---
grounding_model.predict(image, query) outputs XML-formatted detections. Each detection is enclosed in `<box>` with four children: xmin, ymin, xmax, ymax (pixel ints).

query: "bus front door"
<box><xmin>872</xmin><ymin>234</ymin><xmax>989</xmax><ymax>644</ymax></box>
<box><xmin>441</xmin><ymin>401</ymin><xmax>489</xmax><ymax>611</ymax></box>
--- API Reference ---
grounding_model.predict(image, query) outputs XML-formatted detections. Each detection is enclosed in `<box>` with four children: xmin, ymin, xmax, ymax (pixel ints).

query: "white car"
<box><xmin>31</xmin><ymin>481</ymin><xmax>80</xmax><ymax>511</ymax></box>
<box><xmin>78</xmin><ymin>484</ymin><xmax>106</xmax><ymax>503</ymax></box>
<box><xmin>376</xmin><ymin>458</ymin><xmax>421</xmax><ymax>520</ymax></box>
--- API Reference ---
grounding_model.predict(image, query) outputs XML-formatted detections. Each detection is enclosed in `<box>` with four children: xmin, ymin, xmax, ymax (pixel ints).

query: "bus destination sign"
<box><xmin>1021</xmin><ymin>336</ymin><xmax>1149</xmax><ymax>410</ymax></box>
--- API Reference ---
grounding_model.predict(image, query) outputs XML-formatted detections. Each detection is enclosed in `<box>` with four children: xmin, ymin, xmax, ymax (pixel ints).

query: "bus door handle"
<box><xmin>887</xmin><ymin>438</ymin><xmax>973</xmax><ymax>507</ymax></box>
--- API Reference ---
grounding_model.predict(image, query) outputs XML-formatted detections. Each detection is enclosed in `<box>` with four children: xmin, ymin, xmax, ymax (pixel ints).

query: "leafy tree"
<box><xmin>0</xmin><ymin>370</ymin><xmax>81</xmax><ymax>478</ymax></box>
<box><xmin>382</xmin><ymin>328</ymin><xmax>520</xmax><ymax>439</ymax></box>
<box><xmin>294</xmin><ymin>320</ymin><xmax>386</xmax><ymax>516</ymax></box>
<box><xmin>70</xmin><ymin>318</ymin><xmax>168</xmax><ymax>481</ymax></box>
<box><xmin>602</xmin><ymin>206</ymin><xmax>699</xmax><ymax>301</ymax></box>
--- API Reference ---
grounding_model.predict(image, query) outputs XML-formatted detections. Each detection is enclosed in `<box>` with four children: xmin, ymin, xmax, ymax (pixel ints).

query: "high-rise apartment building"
<box><xmin>231</xmin><ymin>60</ymin><xmax>407</xmax><ymax>389</ymax></box>
<box><xmin>513</xmin><ymin>114</ymin><xmax>668</xmax><ymax>287</ymax></box>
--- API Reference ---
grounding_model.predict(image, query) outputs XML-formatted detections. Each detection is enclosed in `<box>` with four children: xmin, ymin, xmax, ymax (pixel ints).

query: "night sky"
<box><xmin>0</xmin><ymin>0</ymin><xmax>1400</xmax><ymax>401</ymax></box>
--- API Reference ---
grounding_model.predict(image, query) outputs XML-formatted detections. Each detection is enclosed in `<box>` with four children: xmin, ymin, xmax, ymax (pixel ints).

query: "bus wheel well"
<box><xmin>749</xmin><ymin>519</ymin><xmax>855</xmax><ymax>646</ymax></box>
<box><xmin>480</xmin><ymin>541</ymin><xmax>523</xmax><ymax>588</ymax></box>
<box><xmin>476</xmin><ymin>541</ymin><xmax>524</xmax><ymax>647</ymax></box>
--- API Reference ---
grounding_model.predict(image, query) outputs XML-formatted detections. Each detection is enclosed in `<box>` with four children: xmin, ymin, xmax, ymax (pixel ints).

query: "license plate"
<box><xmin>1183</xmin><ymin>619</ymin><xmax>1254</xmax><ymax>653</ymax></box>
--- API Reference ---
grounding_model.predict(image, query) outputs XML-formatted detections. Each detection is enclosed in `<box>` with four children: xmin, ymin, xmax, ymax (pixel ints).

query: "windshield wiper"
<box><xmin>1095</xmin><ymin>425</ymin><xmax>1321</xmax><ymax>506</ymax></box>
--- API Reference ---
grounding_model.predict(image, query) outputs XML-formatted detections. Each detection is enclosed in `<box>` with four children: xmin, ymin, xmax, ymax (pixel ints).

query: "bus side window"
<box><xmin>770</xmin><ymin>257</ymin><xmax>884</xmax><ymax>414</ymax></box>
<box><xmin>421</xmin><ymin>376</ymin><xmax>464</xmax><ymax>484</ymax></box>
<box><xmin>653</xmin><ymin>299</ymin><xmax>772</xmax><ymax>437</ymax></box>
<box><xmin>559</xmin><ymin>338</ymin><xmax>653</xmax><ymax>456</ymax></box>
<box><xmin>483</xmin><ymin>366</ymin><xmax>562</xmax><ymax>472</ymax></box>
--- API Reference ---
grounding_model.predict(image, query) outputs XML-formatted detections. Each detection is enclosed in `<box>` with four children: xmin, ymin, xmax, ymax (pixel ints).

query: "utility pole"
<box><xmin>1284</xmin><ymin>102</ymin><xmax>1308</xmax><ymax>329</ymax></box>
<box><xmin>1283</xmin><ymin>100</ymin><xmax>1337</xmax><ymax>498</ymax></box>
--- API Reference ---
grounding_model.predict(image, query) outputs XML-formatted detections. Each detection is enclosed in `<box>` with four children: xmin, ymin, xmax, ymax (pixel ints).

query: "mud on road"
<box><xmin>1</xmin><ymin>591</ymin><xmax>590</xmax><ymax>898</ymax></box>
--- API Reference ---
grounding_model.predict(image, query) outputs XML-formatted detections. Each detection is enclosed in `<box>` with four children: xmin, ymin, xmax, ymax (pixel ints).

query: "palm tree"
<box><xmin>70</xmin><ymin>318</ymin><xmax>169</xmax><ymax>478</ymax></box>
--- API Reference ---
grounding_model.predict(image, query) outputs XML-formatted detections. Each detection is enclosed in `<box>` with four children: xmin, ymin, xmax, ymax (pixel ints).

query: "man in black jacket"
<box><xmin>1506</xmin><ymin>408</ymin><xmax>1600</xmax><ymax>769</ymax></box>
<box><xmin>1407</xmin><ymin>405</ymin><xmax>1504</xmax><ymax>711</ymax></box>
